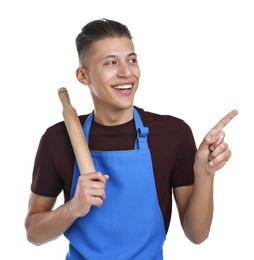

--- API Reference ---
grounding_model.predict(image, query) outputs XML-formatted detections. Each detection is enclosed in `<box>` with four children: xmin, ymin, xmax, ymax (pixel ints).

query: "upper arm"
<box><xmin>25</xmin><ymin>192</ymin><xmax>57</xmax><ymax>233</ymax></box>
<box><xmin>173</xmin><ymin>185</ymin><xmax>193</xmax><ymax>225</ymax></box>
<box><xmin>26</xmin><ymin>192</ymin><xmax>57</xmax><ymax>217</ymax></box>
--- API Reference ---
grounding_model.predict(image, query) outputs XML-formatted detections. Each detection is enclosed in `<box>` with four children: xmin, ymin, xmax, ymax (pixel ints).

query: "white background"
<box><xmin>1</xmin><ymin>0</ymin><xmax>253</xmax><ymax>259</ymax></box>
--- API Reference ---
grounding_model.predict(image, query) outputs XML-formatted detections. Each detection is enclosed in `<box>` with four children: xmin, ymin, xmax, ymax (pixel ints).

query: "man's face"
<box><xmin>84</xmin><ymin>37</ymin><xmax>140</xmax><ymax>115</ymax></box>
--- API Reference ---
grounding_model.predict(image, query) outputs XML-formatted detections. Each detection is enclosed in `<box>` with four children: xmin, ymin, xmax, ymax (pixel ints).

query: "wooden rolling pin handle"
<box><xmin>58</xmin><ymin>87</ymin><xmax>95</xmax><ymax>174</ymax></box>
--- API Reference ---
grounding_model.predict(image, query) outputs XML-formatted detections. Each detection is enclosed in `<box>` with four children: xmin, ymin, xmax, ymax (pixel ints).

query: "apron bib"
<box><xmin>64</xmin><ymin>108</ymin><xmax>165</xmax><ymax>259</ymax></box>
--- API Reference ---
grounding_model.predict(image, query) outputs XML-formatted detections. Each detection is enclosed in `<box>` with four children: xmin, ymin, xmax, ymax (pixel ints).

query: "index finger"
<box><xmin>209</xmin><ymin>109</ymin><xmax>238</xmax><ymax>136</ymax></box>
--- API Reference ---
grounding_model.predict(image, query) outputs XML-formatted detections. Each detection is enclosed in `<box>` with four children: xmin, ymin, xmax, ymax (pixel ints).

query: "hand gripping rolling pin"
<box><xmin>58</xmin><ymin>87</ymin><xmax>95</xmax><ymax>174</ymax></box>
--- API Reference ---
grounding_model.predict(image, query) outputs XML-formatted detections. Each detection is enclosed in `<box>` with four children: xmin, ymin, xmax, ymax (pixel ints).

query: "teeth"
<box><xmin>113</xmin><ymin>84</ymin><xmax>132</xmax><ymax>90</ymax></box>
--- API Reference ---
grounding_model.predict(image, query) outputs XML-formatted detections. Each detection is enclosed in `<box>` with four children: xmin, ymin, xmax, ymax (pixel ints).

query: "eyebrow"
<box><xmin>103</xmin><ymin>52</ymin><xmax>137</xmax><ymax>60</ymax></box>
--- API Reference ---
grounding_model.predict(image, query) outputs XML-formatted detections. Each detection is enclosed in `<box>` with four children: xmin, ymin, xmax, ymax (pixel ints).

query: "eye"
<box><xmin>128</xmin><ymin>57</ymin><xmax>137</xmax><ymax>64</ymax></box>
<box><xmin>104</xmin><ymin>60</ymin><xmax>117</xmax><ymax>66</ymax></box>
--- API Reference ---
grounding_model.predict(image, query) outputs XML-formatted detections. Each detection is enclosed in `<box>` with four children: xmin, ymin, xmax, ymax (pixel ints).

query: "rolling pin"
<box><xmin>58</xmin><ymin>87</ymin><xmax>95</xmax><ymax>174</ymax></box>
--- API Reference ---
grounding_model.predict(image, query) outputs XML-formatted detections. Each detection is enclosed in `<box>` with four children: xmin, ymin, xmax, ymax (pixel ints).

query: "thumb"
<box><xmin>199</xmin><ymin>132</ymin><xmax>220</xmax><ymax>151</ymax></box>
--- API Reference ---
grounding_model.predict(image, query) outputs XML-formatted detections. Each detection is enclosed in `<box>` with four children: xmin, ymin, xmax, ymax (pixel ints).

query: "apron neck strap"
<box><xmin>83</xmin><ymin>107</ymin><xmax>149</xmax><ymax>150</ymax></box>
<box><xmin>133</xmin><ymin>108</ymin><xmax>149</xmax><ymax>150</ymax></box>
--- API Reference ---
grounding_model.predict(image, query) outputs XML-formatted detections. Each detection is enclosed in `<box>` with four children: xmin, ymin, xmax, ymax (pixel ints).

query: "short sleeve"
<box><xmin>171</xmin><ymin>121</ymin><xmax>196</xmax><ymax>187</ymax></box>
<box><xmin>31</xmin><ymin>130</ymin><xmax>63</xmax><ymax>197</ymax></box>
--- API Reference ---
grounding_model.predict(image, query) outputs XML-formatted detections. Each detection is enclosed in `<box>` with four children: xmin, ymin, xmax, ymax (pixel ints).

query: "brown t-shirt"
<box><xmin>31</xmin><ymin>106</ymin><xmax>196</xmax><ymax>233</ymax></box>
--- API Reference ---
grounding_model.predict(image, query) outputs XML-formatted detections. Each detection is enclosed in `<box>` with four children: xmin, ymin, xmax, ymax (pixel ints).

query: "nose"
<box><xmin>117</xmin><ymin>62</ymin><xmax>132</xmax><ymax>78</ymax></box>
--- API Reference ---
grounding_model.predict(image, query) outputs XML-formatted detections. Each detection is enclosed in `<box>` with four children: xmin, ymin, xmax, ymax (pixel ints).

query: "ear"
<box><xmin>76</xmin><ymin>67</ymin><xmax>90</xmax><ymax>85</ymax></box>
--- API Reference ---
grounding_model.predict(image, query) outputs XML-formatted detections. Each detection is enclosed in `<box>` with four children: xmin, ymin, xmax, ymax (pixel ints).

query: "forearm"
<box><xmin>183</xmin><ymin>170</ymin><xmax>214</xmax><ymax>244</ymax></box>
<box><xmin>25</xmin><ymin>201</ymin><xmax>77</xmax><ymax>246</ymax></box>
<box><xmin>182</xmin><ymin>109</ymin><xmax>237</xmax><ymax>244</ymax></box>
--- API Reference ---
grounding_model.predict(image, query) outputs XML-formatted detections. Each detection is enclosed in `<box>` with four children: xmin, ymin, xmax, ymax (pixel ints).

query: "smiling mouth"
<box><xmin>112</xmin><ymin>84</ymin><xmax>133</xmax><ymax>91</ymax></box>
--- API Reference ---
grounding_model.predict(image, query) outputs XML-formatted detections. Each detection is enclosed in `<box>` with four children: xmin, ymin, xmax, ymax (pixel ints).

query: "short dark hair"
<box><xmin>76</xmin><ymin>18</ymin><xmax>132</xmax><ymax>67</ymax></box>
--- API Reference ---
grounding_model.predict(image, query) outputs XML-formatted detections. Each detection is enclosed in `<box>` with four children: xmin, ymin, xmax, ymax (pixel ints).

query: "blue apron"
<box><xmin>64</xmin><ymin>108</ymin><xmax>165</xmax><ymax>259</ymax></box>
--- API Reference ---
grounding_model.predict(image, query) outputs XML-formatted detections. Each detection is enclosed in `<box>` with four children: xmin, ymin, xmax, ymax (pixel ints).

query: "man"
<box><xmin>25</xmin><ymin>18</ymin><xmax>238</xmax><ymax>259</ymax></box>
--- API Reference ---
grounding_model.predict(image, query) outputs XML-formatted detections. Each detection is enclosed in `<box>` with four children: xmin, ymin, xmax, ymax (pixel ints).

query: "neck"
<box><xmin>93</xmin><ymin>107</ymin><xmax>134</xmax><ymax>126</ymax></box>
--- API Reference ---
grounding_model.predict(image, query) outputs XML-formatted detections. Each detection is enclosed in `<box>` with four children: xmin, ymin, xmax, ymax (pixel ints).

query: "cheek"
<box><xmin>91</xmin><ymin>69</ymin><xmax>115</xmax><ymax>85</ymax></box>
<box><xmin>88</xmin><ymin>73</ymin><xmax>111</xmax><ymax>96</ymax></box>
<box><xmin>133</xmin><ymin>65</ymin><xmax>141</xmax><ymax>78</ymax></box>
